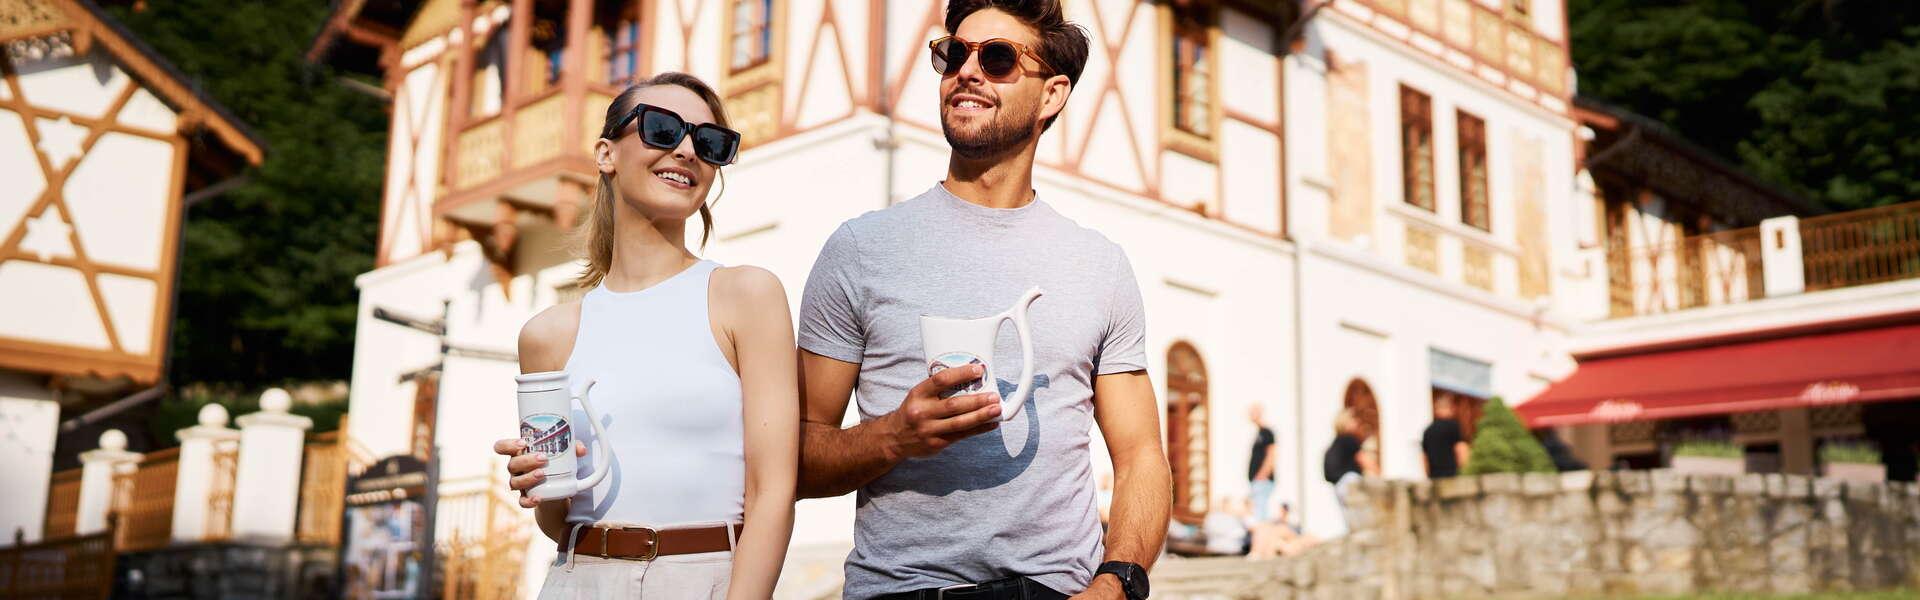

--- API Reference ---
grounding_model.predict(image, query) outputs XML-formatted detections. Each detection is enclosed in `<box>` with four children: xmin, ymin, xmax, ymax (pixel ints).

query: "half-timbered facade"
<box><xmin>316</xmin><ymin>0</ymin><xmax>1600</xmax><ymax>584</ymax></box>
<box><xmin>0</xmin><ymin>0</ymin><xmax>263</xmax><ymax>546</ymax></box>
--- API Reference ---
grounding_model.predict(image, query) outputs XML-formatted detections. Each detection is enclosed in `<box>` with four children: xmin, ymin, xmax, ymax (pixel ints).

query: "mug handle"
<box><xmin>570</xmin><ymin>380</ymin><xmax>613</xmax><ymax>492</ymax></box>
<box><xmin>998</xmin><ymin>287</ymin><xmax>1044</xmax><ymax>421</ymax></box>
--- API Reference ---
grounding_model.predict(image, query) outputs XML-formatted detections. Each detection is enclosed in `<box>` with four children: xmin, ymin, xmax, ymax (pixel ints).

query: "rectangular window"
<box><xmin>608</xmin><ymin>18</ymin><xmax>640</xmax><ymax>84</ymax></box>
<box><xmin>730</xmin><ymin>0</ymin><xmax>772</xmax><ymax>72</ymax></box>
<box><xmin>1171</xmin><ymin>5</ymin><xmax>1212</xmax><ymax>138</ymax></box>
<box><xmin>1458</xmin><ymin>111</ymin><xmax>1489</xmax><ymax>231</ymax></box>
<box><xmin>1400</xmin><ymin>85</ymin><xmax>1435</xmax><ymax>211</ymax></box>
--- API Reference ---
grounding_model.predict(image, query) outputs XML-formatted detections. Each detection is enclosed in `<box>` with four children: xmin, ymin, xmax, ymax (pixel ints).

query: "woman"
<box><xmin>491</xmin><ymin>72</ymin><xmax>797</xmax><ymax>599</ymax></box>
<box><xmin>1322</xmin><ymin>408</ymin><xmax>1368</xmax><ymax>534</ymax></box>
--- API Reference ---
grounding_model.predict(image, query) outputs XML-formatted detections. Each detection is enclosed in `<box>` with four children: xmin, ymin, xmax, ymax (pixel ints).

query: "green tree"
<box><xmin>1463</xmin><ymin>397</ymin><xmax>1556</xmax><ymax>475</ymax></box>
<box><xmin>106</xmin><ymin>1</ymin><xmax>386</xmax><ymax>388</ymax></box>
<box><xmin>1570</xmin><ymin>0</ymin><xmax>1920</xmax><ymax>211</ymax></box>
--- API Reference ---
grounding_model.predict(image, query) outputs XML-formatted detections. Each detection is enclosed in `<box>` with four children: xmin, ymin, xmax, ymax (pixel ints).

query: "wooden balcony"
<box><xmin>1608</xmin><ymin>200</ymin><xmax>1920</xmax><ymax>317</ymax></box>
<box><xmin>442</xmin><ymin>87</ymin><xmax>612</xmax><ymax>224</ymax></box>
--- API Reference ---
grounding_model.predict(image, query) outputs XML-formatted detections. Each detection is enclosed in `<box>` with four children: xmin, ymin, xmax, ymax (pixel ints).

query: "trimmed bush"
<box><xmin>1463</xmin><ymin>397</ymin><xmax>1556</xmax><ymax>475</ymax></box>
<box><xmin>1821</xmin><ymin>442</ymin><xmax>1882</xmax><ymax>465</ymax></box>
<box><xmin>1672</xmin><ymin>439</ymin><xmax>1743</xmax><ymax>459</ymax></box>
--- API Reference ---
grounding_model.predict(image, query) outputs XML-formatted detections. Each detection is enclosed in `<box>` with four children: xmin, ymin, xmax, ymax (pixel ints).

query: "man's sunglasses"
<box><xmin>929</xmin><ymin>36</ymin><xmax>1054</xmax><ymax>79</ymax></box>
<box><xmin>605</xmin><ymin>102</ymin><xmax>741</xmax><ymax>166</ymax></box>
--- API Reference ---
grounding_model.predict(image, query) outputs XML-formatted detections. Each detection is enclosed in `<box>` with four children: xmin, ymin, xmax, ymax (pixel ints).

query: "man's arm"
<box><xmin>1080</xmin><ymin>370</ymin><xmax>1171</xmax><ymax>599</ymax></box>
<box><xmin>1454</xmin><ymin>441</ymin><xmax>1472</xmax><ymax>471</ymax></box>
<box><xmin>796</xmin><ymin>351</ymin><xmax>1003</xmax><ymax>499</ymax></box>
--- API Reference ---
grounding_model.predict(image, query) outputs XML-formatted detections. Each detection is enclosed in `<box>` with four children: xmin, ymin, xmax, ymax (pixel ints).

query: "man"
<box><xmin>794</xmin><ymin>1</ymin><xmax>1171</xmax><ymax>599</ymax></box>
<box><xmin>1421</xmin><ymin>392</ymin><xmax>1472</xmax><ymax>478</ymax></box>
<box><xmin>1247</xmin><ymin>404</ymin><xmax>1277</xmax><ymax>522</ymax></box>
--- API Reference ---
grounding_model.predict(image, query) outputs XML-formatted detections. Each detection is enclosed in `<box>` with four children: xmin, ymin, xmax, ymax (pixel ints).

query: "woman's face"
<box><xmin>596</xmin><ymin>85</ymin><xmax>721</xmax><ymax>223</ymax></box>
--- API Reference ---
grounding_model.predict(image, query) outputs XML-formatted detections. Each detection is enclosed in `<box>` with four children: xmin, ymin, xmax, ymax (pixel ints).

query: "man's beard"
<box><xmin>943</xmin><ymin>99</ymin><xmax>1039</xmax><ymax>160</ymax></box>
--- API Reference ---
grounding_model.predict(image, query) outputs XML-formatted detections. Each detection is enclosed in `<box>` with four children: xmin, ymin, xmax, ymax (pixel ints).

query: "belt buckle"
<box><xmin>617</xmin><ymin>526</ymin><xmax>660</xmax><ymax>561</ymax></box>
<box><xmin>935</xmin><ymin>583</ymin><xmax>975</xmax><ymax>600</ymax></box>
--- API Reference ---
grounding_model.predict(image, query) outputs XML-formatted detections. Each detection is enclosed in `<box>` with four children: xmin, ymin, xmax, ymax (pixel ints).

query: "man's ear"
<box><xmin>594</xmin><ymin>138</ymin><xmax>617</xmax><ymax>176</ymax></box>
<box><xmin>1038</xmin><ymin>73</ymin><xmax>1072</xmax><ymax>126</ymax></box>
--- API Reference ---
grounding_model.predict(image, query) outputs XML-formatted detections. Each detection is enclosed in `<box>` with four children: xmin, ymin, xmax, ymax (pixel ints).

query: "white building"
<box><xmin>308</xmin><ymin>0</ymin><xmax>1599</xmax><ymax>591</ymax></box>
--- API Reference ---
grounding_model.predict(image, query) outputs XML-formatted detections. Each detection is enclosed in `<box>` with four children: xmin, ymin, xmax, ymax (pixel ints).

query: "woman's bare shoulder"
<box><xmin>518</xmin><ymin>300</ymin><xmax>583</xmax><ymax>373</ymax></box>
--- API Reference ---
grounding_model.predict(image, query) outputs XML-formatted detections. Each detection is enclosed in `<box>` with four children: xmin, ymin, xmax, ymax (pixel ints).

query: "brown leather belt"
<box><xmin>559</xmin><ymin>523</ymin><xmax>741</xmax><ymax>561</ymax></box>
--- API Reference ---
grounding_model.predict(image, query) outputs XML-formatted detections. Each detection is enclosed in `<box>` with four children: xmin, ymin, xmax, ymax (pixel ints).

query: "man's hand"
<box><xmin>491</xmin><ymin>438</ymin><xmax>588</xmax><ymax>508</ymax></box>
<box><xmin>1069</xmin><ymin>575</ymin><xmax>1125</xmax><ymax>600</ymax></box>
<box><xmin>879</xmin><ymin>363</ymin><xmax>1003</xmax><ymax>461</ymax></box>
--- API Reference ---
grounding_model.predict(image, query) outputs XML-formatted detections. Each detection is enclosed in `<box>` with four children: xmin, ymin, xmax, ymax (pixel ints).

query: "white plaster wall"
<box><xmin>0</xmin><ymin>371</ymin><xmax>58</xmax><ymax>544</ymax></box>
<box><xmin>1219</xmin><ymin>8</ymin><xmax>1280</xmax><ymax>124</ymax></box>
<box><xmin>1220</xmin><ymin>119</ymin><xmax>1282</xmax><ymax>234</ymax></box>
<box><xmin>14</xmin><ymin>51</ymin><xmax>130</xmax><ymax>120</ymax></box>
<box><xmin>1291</xmin><ymin>240</ymin><xmax>1568</xmax><ymax>538</ymax></box>
<box><xmin>0</xmin><ymin>108</ymin><xmax>45</xmax><ymax>231</ymax></box>
<box><xmin>65</xmin><ymin>132</ymin><xmax>175</xmax><ymax>272</ymax></box>
<box><xmin>0</xmin><ymin>261</ymin><xmax>109</xmax><ymax>349</ymax></box>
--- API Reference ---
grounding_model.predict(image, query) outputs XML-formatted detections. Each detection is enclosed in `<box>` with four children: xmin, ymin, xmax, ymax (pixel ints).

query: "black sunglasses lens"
<box><xmin>693</xmin><ymin>127</ymin><xmax>740</xmax><ymax>165</ymax></box>
<box><xmin>933</xmin><ymin>39</ymin><xmax>968</xmax><ymax>75</ymax></box>
<box><xmin>979</xmin><ymin>42</ymin><xmax>1019</xmax><ymax>77</ymax></box>
<box><xmin>640</xmin><ymin>109</ymin><xmax>685</xmax><ymax>149</ymax></box>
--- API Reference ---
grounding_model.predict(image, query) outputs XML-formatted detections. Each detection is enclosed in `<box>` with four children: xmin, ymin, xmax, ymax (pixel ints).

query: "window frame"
<box><xmin>1400</xmin><ymin>85</ymin><xmax>1436</xmax><ymax>212</ymax></box>
<box><xmin>727</xmin><ymin>0</ymin><xmax>774</xmax><ymax>74</ymax></box>
<box><xmin>1457</xmin><ymin>110</ymin><xmax>1490</xmax><ymax>232</ymax></box>
<box><xmin>605</xmin><ymin>5</ymin><xmax>643</xmax><ymax>86</ymax></box>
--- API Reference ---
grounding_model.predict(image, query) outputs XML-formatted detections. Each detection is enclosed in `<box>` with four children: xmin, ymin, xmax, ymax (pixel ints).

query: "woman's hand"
<box><xmin>491</xmin><ymin>438</ymin><xmax>587</xmax><ymax>508</ymax></box>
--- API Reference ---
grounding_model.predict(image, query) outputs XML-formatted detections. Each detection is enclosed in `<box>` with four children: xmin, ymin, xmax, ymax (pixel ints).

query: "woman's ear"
<box><xmin>594</xmin><ymin>138</ymin><xmax>617</xmax><ymax>176</ymax></box>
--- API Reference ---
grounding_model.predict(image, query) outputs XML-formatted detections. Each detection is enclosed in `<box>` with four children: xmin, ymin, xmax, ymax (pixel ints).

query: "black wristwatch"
<box><xmin>1095</xmin><ymin>561</ymin><xmax>1148</xmax><ymax>600</ymax></box>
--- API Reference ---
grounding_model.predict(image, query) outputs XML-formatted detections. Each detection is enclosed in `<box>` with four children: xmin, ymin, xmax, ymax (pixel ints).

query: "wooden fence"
<box><xmin>296</xmin><ymin>430</ymin><xmax>349</xmax><ymax>546</ymax></box>
<box><xmin>114</xmin><ymin>448</ymin><xmax>180</xmax><ymax>552</ymax></box>
<box><xmin>1801</xmin><ymin>201</ymin><xmax>1920</xmax><ymax>291</ymax></box>
<box><xmin>437</xmin><ymin>473</ymin><xmax>529</xmax><ymax>600</ymax></box>
<box><xmin>1615</xmin><ymin>227</ymin><xmax>1764</xmax><ymax>316</ymax></box>
<box><xmin>42</xmin><ymin>469</ymin><xmax>80</xmax><ymax>542</ymax></box>
<box><xmin>0</xmin><ymin>528</ymin><xmax>116</xmax><ymax>599</ymax></box>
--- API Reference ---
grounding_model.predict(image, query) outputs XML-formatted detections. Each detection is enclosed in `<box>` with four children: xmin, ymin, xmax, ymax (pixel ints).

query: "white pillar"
<box><xmin>1760</xmin><ymin>216</ymin><xmax>1805</xmax><ymax>297</ymax></box>
<box><xmin>230</xmin><ymin>388</ymin><xmax>312</xmax><ymax>543</ymax></box>
<box><xmin>77</xmin><ymin>429</ymin><xmax>141</xmax><ymax>536</ymax></box>
<box><xmin>171</xmin><ymin>403</ymin><xmax>240</xmax><ymax>542</ymax></box>
<box><xmin>0</xmin><ymin>372</ymin><xmax>60</xmax><ymax>544</ymax></box>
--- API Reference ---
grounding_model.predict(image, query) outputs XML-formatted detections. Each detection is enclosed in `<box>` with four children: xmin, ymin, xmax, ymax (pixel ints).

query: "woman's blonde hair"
<box><xmin>575</xmin><ymin>72</ymin><xmax>731</xmax><ymax>290</ymax></box>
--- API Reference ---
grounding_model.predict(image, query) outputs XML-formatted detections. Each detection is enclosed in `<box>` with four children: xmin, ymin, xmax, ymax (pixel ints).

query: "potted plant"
<box><xmin>1820</xmin><ymin>443</ymin><xmax>1885</xmax><ymax>482</ymax></box>
<box><xmin>1669</xmin><ymin>439</ymin><xmax>1744</xmax><ymax>475</ymax></box>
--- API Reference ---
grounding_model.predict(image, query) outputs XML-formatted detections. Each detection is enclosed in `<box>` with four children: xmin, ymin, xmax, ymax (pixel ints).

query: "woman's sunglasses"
<box><xmin>929</xmin><ymin>36</ymin><xmax>1054</xmax><ymax>79</ymax></box>
<box><xmin>605</xmin><ymin>102</ymin><xmax>741</xmax><ymax>166</ymax></box>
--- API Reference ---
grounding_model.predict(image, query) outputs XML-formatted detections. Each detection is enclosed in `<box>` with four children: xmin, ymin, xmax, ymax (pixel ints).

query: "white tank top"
<box><xmin>563</xmin><ymin>260</ymin><xmax>744</xmax><ymax>526</ymax></box>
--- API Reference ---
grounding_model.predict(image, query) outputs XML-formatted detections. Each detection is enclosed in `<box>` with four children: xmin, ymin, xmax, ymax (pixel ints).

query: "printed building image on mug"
<box><xmin>521</xmin><ymin>413</ymin><xmax>572</xmax><ymax>457</ymax></box>
<box><xmin>929</xmin><ymin>352</ymin><xmax>988</xmax><ymax>396</ymax></box>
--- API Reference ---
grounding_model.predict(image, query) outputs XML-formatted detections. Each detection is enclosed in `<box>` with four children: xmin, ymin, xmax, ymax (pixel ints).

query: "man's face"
<box><xmin>1434</xmin><ymin>396</ymin><xmax>1456</xmax><ymax>419</ymax></box>
<box><xmin>940</xmin><ymin>9</ymin><xmax>1050</xmax><ymax>160</ymax></box>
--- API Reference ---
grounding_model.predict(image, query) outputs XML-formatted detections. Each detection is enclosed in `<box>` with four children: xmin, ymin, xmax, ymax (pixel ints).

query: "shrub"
<box><xmin>1671</xmin><ymin>439</ymin><xmax>1743</xmax><ymax>459</ymax></box>
<box><xmin>1463</xmin><ymin>397</ymin><xmax>1556</xmax><ymax>475</ymax></box>
<box><xmin>1820</xmin><ymin>442</ymin><xmax>1881</xmax><ymax>465</ymax></box>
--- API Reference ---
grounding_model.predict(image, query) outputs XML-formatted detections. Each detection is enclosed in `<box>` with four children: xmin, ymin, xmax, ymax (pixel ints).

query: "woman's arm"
<box><xmin>494</xmin><ymin>302</ymin><xmax>584</xmax><ymax>545</ymax></box>
<box><xmin>715</xmin><ymin>267</ymin><xmax>799</xmax><ymax>600</ymax></box>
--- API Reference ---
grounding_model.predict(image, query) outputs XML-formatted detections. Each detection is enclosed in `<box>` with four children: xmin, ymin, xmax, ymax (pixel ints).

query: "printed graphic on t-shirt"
<box><xmin>520</xmin><ymin>414</ymin><xmax>572</xmax><ymax>457</ymax></box>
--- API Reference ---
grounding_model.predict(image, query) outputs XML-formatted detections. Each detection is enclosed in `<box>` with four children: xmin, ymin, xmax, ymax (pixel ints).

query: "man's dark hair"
<box><xmin>944</xmin><ymin>0</ymin><xmax>1090</xmax><ymax>131</ymax></box>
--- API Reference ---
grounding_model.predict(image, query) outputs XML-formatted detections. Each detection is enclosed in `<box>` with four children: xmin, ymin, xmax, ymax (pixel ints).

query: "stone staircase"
<box><xmin>1149</xmin><ymin>555</ymin><xmax>1281</xmax><ymax>599</ymax></box>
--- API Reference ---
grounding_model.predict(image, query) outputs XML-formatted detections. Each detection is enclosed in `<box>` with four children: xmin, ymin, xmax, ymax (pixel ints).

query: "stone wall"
<box><xmin>1216</xmin><ymin>471</ymin><xmax>1920</xmax><ymax>599</ymax></box>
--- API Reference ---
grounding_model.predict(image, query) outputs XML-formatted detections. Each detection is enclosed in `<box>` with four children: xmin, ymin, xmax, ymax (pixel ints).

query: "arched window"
<box><xmin>1167</xmin><ymin>342</ymin><xmax>1210</xmax><ymax>524</ymax></box>
<box><xmin>1344</xmin><ymin>378</ymin><xmax>1381</xmax><ymax>475</ymax></box>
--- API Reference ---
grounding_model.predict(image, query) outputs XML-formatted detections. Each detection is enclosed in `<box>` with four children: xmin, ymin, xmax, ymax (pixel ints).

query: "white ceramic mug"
<box><xmin>920</xmin><ymin>287</ymin><xmax>1043</xmax><ymax>421</ymax></box>
<box><xmin>515</xmin><ymin>372</ymin><xmax>612</xmax><ymax>501</ymax></box>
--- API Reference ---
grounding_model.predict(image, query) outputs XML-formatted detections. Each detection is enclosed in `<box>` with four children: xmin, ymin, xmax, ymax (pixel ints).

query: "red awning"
<box><xmin>1518</xmin><ymin>322</ymin><xmax>1920</xmax><ymax>427</ymax></box>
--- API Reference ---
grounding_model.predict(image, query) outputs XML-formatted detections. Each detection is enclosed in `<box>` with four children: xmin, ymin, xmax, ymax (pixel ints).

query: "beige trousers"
<box><xmin>538</xmin><ymin>551</ymin><xmax>733</xmax><ymax>599</ymax></box>
<box><xmin>539</xmin><ymin>522</ymin><xmax>737</xmax><ymax>599</ymax></box>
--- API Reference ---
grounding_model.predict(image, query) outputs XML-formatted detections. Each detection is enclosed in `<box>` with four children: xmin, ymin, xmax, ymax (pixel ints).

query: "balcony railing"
<box><xmin>1610</xmin><ymin>200</ymin><xmax>1920</xmax><ymax>317</ymax></box>
<box><xmin>1802</xmin><ymin>201</ymin><xmax>1920</xmax><ymax>291</ymax></box>
<box><xmin>448</xmin><ymin>88</ymin><xmax>611</xmax><ymax>202</ymax></box>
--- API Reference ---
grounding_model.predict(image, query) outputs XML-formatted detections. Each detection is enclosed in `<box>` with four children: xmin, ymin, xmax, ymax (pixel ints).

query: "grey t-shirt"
<box><xmin>799</xmin><ymin>184</ymin><xmax>1149</xmax><ymax>598</ymax></box>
